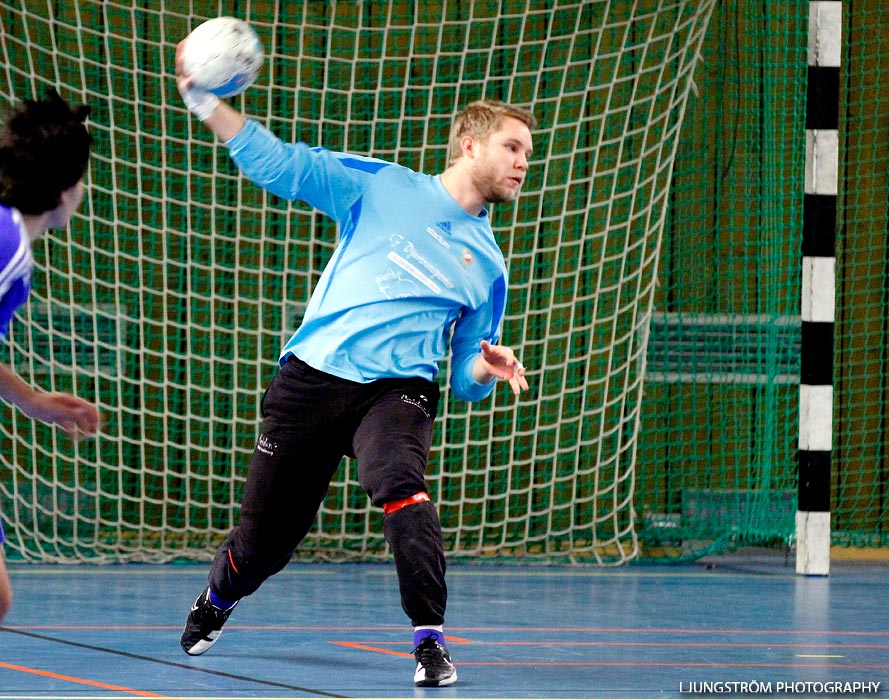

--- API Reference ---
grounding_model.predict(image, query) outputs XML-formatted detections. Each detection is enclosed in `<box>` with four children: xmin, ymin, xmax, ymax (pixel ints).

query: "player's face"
<box><xmin>469</xmin><ymin>117</ymin><xmax>533</xmax><ymax>204</ymax></box>
<box><xmin>46</xmin><ymin>180</ymin><xmax>86</xmax><ymax>230</ymax></box>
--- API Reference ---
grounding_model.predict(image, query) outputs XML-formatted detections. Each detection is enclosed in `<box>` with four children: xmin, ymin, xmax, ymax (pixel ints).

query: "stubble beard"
<box><xmin>471</xmin><ymin>165</ymin><xmax>521</xmax><ymax>204</ymax></box>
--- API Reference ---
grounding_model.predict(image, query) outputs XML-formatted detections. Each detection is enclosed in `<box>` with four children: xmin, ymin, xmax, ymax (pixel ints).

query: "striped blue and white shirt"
<box><xmin>0</xmin><ymin>205</ymin><xmax>32</xmax><ymax>343</ymax></box>
<box><xmin>226</xmin><ymin>120</ymin><xmax>508</xmax><ymax>403</ymax></box>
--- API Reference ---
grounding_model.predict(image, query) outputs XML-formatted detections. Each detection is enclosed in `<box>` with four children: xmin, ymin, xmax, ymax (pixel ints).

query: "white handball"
<box><xmin>182</xmin><ymin>17</ymin><xmax>264</xmax><ymax>98</ymax></box>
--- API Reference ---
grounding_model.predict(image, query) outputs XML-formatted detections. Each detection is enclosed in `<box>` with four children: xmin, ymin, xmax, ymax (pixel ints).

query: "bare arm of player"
<box><xmin>0</xmin><ymin>552</ymin><xmax>10</xmax><ymax>622</ymax></box>
<box><xmin>0</xmin><ymin>362</ymin><xmax>100</xmax><ymax>439</ymax></box>
<box><xmin>174</xmin><ymin>40</ymin><xmax>246</xmax><ymax>141</ymax></box>
<box><xmin>472</xmin><ymin>339</ymin><xmax>530</xmax><ymax>397</ymax></box>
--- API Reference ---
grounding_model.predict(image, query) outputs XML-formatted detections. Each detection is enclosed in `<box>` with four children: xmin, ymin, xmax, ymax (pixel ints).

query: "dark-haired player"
<box><xmin>0</xmin><ymin>89</ymin><xmax>101</xmax><ymax>620</ymax></box>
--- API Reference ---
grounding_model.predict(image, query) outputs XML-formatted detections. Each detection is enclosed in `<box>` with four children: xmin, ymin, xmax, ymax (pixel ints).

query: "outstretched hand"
<box><xmin>27</xmin><ymin>391</ymin><xmax>101</xmax><ymax>441</ymax></box>
<box><xmin>477</xmin><ymin>339</ymin><xmax>530</xmax><ymax>397</ymax></box>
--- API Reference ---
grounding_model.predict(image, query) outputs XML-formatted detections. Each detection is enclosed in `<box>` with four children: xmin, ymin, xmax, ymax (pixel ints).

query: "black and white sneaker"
<box><xmin>180</xmin><ymin>587</ymin><xmax>238</xmax><ymax>655</ymax></box>
<box><xmin>413</xmin><ymin>636</ymin><xmax>457</xmax><ymax>687</ymax></box>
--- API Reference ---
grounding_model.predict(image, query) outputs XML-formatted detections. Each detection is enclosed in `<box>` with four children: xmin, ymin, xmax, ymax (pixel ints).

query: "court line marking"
<box><xmin>7</xmin><ymin>624</ymin><xmax>889</xmax><ymax>635</ymax></box>
<box><xmin>335</xmin><ymin>639</ymin><xmax>886</xmax><ymax>650</ymax></box>
<box><xmin>0</xmin><ymin>627</ymin><xmax>346</xmax><ymax>699</ymax></box>
<box><xmin>330</xmin><ymin>641</ymin><xmax>411</xmax><ymax>657</ymax></box>
<box><xmin>329</xmin><ymin>636</ymin><xmax>884</xmax><ymax>669</ymax></box>
<box><xmin>795</xmin><ymin>654</ymin><xmax>846</xmax><ymax>658</ymax></box>
<box><xmin>0</xmin><ymin>661</ymin><xmax>168</xmax><ymax>698</ymax></box>
<box><xmin>452</xmin><ymin>661</ymin><xmax>889</xmax><ymax>669</ymax></box>
<box><xmin>6</xmin><ymin>624</ymin><xmax>886</xmax><ymax>690</ymax></box>
<box><xmin>1</xmin><ymin>563</ymin><xmax>824</xmax><ymax>581</ymax></box>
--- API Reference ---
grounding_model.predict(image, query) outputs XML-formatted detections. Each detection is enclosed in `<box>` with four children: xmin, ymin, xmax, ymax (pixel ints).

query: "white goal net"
<box><xmin>0</xmin><ymin>0</ymin><xmax>716</xmax><ymax>564</ymax></box>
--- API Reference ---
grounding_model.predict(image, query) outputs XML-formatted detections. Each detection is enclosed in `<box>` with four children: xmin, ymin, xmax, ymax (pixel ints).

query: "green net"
<box><xmin>0</xmin><ymin>1</ymin><xmax>885</xmax><ymax>565</ymax></box>
<box><xmin>638</xmin><ymin>0</ymin><xmax>889</xmax><ymax>557</ymax></box>
<box><xmin>635</xmin><ymin>3</ymin><xmax>807</xmax><ymax>558</ymax></box>
<box><xmin>834</xmin><ymin>3</ymin><xmax>889</xmax><ymax>549</ymax></box>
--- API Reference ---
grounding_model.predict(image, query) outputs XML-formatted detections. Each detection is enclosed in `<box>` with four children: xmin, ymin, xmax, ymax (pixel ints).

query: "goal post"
<box><xmin>0</xmin><ymin>1</ymin><xmax>717</xmax><ymax>564</ymax></box>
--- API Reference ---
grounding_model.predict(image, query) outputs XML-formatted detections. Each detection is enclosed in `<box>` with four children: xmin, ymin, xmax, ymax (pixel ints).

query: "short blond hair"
<box><xmin>447</xmin><ymin>99</ymin><xmax>537</xmax><ymax>165</ymax></box>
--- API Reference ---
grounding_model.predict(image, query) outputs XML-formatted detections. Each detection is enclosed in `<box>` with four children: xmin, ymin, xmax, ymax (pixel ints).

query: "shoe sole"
<box><xmin>414</xmin><ymin>669</ymin><xmax>457</xmax><ymax>687</ymax></box>
<box><xmin>181</xmin><ymin>629</ymin><xmax>221</xmax><ymax>655</ymax></box>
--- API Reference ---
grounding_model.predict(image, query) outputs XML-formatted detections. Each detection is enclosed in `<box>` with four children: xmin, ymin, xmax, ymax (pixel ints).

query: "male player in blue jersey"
<box><xmin>176</xmin><ymin>47</ymin><xmax>535</xmax><ymax>687</ymax></box>
<box><xmin>0</xmin><ymin>89</ymin><xmax>101</xmax><ymax>621</ymax></box>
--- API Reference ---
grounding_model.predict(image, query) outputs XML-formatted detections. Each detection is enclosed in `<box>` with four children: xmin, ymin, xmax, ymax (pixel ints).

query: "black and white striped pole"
<box><xmin>797</xmin><ymin>0</ymin><xmax>840</xmax><ymax>576</ymax></box>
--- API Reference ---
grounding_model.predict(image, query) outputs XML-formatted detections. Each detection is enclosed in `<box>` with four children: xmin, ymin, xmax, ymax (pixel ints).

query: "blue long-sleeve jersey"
<box><xmin>226</xmin><ymin>119</ymin><xmax>508</xmax><ymax>403</ymax></box>
<box><xmin>0</xmin><ymin>205</ymin><xmax>32</xmax><ymax>343</ymax></box>
<box><xmin>0</xmin><ymin>206</ymin><xmax>30</xmax><ymax>544</ymax></box>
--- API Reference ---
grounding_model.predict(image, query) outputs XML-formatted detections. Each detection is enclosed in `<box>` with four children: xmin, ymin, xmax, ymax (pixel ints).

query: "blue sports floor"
<box><xmin>0</xmin><ymin>551</ymin><xmax>887</xmax><ymax>699</ymax></box>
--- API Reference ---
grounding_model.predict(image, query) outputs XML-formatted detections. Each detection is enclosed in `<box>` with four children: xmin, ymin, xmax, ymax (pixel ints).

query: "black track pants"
<box><xmin>384</xmin><ymin>499</ymin><xmax>447</xmax><ymax>625</ymax></box>
<box><xmin>207</xmin><ymin>356</ymin><xmax>446</xmax><ymax>625</ymax></box>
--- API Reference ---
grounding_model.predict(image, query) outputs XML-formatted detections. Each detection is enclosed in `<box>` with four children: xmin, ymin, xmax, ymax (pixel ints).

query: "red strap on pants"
<box><xmin>383</xmin><ymin>491</ymin><xmax>430</xmax><ymax>515</ymax></box>
<box><xmin>227</xmin><ymin>549</ymin><xmax>240</xmax><ymax>574</ymax></box>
